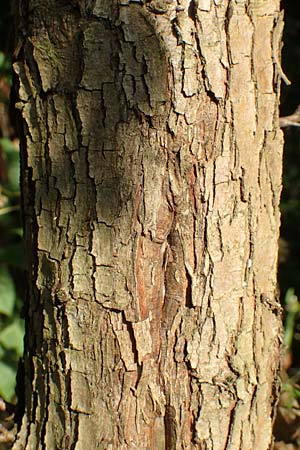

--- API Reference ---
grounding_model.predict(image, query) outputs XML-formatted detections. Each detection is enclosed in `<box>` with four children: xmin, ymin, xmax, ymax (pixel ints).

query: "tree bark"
<box><xmin>13</xmin><ymin>0</ymin><xmax>283</xmax><ymax>449</ymax></box>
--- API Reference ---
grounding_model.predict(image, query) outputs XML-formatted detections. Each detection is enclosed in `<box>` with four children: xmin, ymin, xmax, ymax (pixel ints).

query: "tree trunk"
<box><xmin>13</xmin><ymin>0</ymin><xmax>283</xmax><ymax>448</ymax></box>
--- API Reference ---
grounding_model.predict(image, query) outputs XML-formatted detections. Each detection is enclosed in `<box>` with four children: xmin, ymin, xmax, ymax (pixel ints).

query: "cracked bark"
<box><xmin>13</xmin><ymin>0</ymin><xmax>283</xmax><ymax>449</ymax></box>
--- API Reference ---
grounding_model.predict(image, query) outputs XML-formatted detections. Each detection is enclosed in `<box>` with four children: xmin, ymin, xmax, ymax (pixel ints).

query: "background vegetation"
<box><xmin>0</xmin><ymin>49</ymin><xmax>24</xmax><ymax>404</ymax></box>
<box><xmin>0</xmin><ymin>0</ymin><xmax>24</xmax><ymax>405</ymax></box>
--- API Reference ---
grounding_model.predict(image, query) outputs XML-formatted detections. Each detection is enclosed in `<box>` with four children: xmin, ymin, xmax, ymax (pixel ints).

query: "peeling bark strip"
<box><xmin>13</xmin><ymin>0</ymin><xmax>283</xmax><ymax>449</ymax></box>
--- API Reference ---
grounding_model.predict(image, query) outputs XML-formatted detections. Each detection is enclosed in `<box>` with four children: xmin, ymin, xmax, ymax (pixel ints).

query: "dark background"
<box><xmin>280</xmin><ymin>0</ymin><xmax>300</xmax><ymax>366</ymax></box>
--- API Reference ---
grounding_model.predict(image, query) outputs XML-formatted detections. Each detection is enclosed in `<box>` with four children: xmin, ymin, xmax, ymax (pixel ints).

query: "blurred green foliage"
<box><xmin>0</xmin><ymin>53</ymin><xmax>12</xmax><ymax>85</ymax></box>
<box><xmin>0</xmin><ymin>53</ymin><xmax>24</xmax><ymax>404</ymax></box>
<box><xmin>281</xmin><ymin>378</ymin><xmax>300</xmax><ymax>409</ymax></box>
<box><xmin>284</xmin><ymin>289</ymin><xmax>300</xmax><ymax>351</ymax></box>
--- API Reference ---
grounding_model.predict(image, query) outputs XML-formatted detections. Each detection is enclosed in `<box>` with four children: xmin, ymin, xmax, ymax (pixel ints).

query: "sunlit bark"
<box><xmin>13</xmin><ymin>0</ymin><xmax>283</xmax><ymax>448</ymax></box>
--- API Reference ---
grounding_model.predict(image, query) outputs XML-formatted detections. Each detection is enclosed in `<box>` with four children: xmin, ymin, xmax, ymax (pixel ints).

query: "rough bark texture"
<box><xmin>13</xmin><ymin>0</ymin><xmax>283</xmax><ymax>449</ymax></box>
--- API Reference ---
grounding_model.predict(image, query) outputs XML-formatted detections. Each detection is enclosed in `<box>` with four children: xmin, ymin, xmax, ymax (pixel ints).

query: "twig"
<box><xmin>280</xmin><ymin>105</ymin><xmax>300</xmax><ymax>128</ymax></box>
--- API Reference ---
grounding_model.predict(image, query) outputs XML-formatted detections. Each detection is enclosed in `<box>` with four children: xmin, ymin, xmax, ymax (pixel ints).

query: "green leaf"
<box><xmin>0</xmin><ymin>320</ymin><xmax>24</xmax><ymax>356</ymax></box>
<box><xmin>0</xmin><ymin>361</ymin><xmax>16</xmax><ymax>402</ymax></box>
<box><xmin>0</xmin><ymin>138</ymin><xmax>20</xmax><ymax>193</ymax></box>
<box><xmin>0</xmin><ymin>138</ymin><xmax>16</xmax><ymax>154</ymax></box>
<box><xmin>0</xmin><ymin>266</ymin><xmax>16</xmax><ymax>316</ymax></box>
<box><xmin>0</xmin><ymin>242</ymin><xmax>24</xmax><ymax>268</ymax></box>
<box><xmin>0</xmin><ymin>52</ymin><xmax>11</xmax><ymax>82</ymax></box>
<box><xmin>0</xmin><ymin>344</ymin><xmax>5</xmax><ymax>360</ymax></box>
<box><xmin>0</xmin><ymin>52</ymin><xmax>5</xmax><ymax>68</ymax></box>
<box><xmin>6</xmin><ymin>158</ymin><xmax>20</xmax><ymax>193</ymax></box>
<box><xmin>9</xmin><ymin>228</ymin><xmax>23</xmax><ymax>238</ymax></box>
<box><xmin>0</xmin><ymin>141</ymin><xmax>20</xmax><ymax>194</ymax></box>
